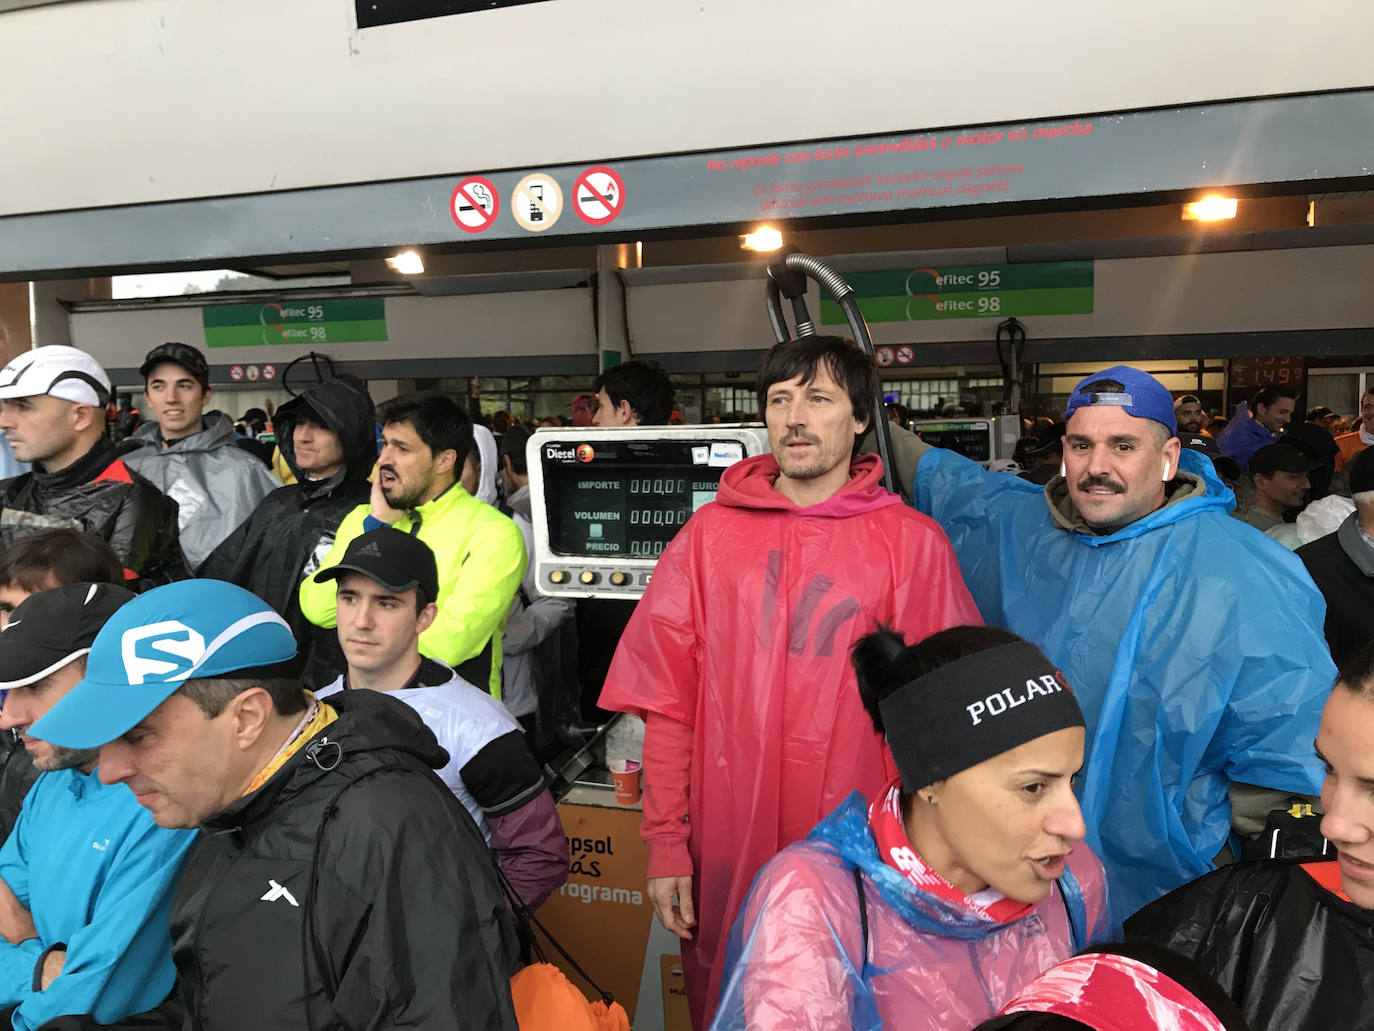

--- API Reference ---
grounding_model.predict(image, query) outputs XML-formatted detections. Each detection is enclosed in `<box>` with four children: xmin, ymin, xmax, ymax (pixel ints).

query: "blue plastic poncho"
<box><xmin>710</xmin><ymin>794</ymin><xmax>1114</xmax><ymax>1031</ymax></box>
<box><xmin>913</xmin><ymin>446</ymin><xmax>1334</xmax><ymax>915</ymax></box>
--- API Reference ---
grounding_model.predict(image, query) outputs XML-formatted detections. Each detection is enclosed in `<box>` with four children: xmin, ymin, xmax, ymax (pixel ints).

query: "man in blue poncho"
<box><xmin>890</xmin><ymin>365</ymin><xmax>1334</xmax><ymax>915</ymax></box>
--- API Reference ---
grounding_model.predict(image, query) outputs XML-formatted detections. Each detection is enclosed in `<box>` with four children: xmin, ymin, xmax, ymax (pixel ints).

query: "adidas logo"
<box><xmin>260</xmin><ymin>879</ymin><xmax>299</xmax><ymax>907</ymax></box>
<box><xmin>356</xmin><ymin>541</ymin><xmax>382</xmax><ymax>558</ymax></box>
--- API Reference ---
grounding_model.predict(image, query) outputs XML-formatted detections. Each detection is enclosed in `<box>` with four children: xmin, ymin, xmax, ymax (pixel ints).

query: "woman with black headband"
<box><xmin>709</xmin><ymin>625</ymin><xmax>1115</xmax><ymax>1031</ymax></box>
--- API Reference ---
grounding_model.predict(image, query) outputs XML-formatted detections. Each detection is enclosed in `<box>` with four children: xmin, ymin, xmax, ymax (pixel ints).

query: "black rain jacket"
<box><xmin>171</xmin><ymin>688</ymin><xmax>519</xmax><ymax>1031</ymax></box>
<box><xmin>200</xmin><ymin>377</ymin><xmax>375</xmax><ymax>688</ymax></box>
<box><xmin>0</xmin><ymin>437</ymin><xmax>187</xmax><ymax>590</ymax></box>
<box><xmin>1126</xmin><ymin>856</ymin><xmax>1374</xmax><ymax>1031</ymax></box>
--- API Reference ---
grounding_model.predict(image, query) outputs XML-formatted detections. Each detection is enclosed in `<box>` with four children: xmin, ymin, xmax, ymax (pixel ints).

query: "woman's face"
<box><xmin>1316</xmin><ymin>686</ymin><xmax>1374</xmax><ymax>909</ymax></box>
<box><xmin>917</xmin><ymin>727</ymin><xmax>1088</xmax><ymax>904</ymax></box>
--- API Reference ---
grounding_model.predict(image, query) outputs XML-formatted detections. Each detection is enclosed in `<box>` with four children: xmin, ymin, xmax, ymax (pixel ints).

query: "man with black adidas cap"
<box><xmin>893</xmin><ymin>363</ymin><xmax>1337</xmax><ymax>915</ymax></box>
<box><xmin>0</xmin><ymin>345</ymin><xmax>185</xmax><ymax>588</ymax></box>
<box><xmin>124</xmin><ymin>342</ymin><xmax>280</xmax><ymax>570</ymax></box>
<box><xmin>0</xmin><ymin>583</ymin><xmax>195</xmax><ymax>1030</ymax></box>
<box><xmin>28</xmin><ymin>578</ymin><xmax>518</xmax><ymax>1030</ymax></box>
<box><xmin>314</xmin><ymin>527</ymin><xmax>568</xmax><ymax>911</ymax></box>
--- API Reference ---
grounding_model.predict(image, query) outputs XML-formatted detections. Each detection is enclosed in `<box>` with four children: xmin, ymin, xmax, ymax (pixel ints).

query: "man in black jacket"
<box><xmin>0</xmin><ymin>346</ymin><xmax>186</xmax><ymax>589</ymax></box>
<box><xmin>1297</xmin><ymin>444</ymin><xmax>1374</xmax><ymax>667</ymax></box>
<box><xmin>201</xmin><ymin>375</ymin><xmax>376</xmax><ymax>688</ymax></box>
<box><xmin>30</xmin><ymin>578</ymin><xmax>520</xmax><ymax>1031</ymax></box>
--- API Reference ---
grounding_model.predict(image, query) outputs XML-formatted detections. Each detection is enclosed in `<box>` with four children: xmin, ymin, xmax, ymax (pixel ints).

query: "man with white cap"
<box><xmin>888</xmin><ymin>364</ymin><xmax>1336</xmax><ymax>915</ymax></box>
<box><xmin>0</xmin><ymin>583</ymin><xmax>195</xmax><ymax>1030</ymax></box>
<box><xmin>29</xmin><ymin>579</ymin><xmax>519</xmax><ymax>1030</ymax></box>
<box><xmin>0</xmin><ymin>346</ymin><xmax>186</xmax><ymax>587</ymax></box>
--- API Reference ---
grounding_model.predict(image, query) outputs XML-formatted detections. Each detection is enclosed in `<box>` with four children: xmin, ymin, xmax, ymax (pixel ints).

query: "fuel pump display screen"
<box><xmin>540</xmin><ymin>438</ymin><xmax>739</xmax><ymax>559</ymax></box>
<box><xmin>913</xmin><ymin>421</ymin><xmax>994</xmax><ymax>462</ymax></box>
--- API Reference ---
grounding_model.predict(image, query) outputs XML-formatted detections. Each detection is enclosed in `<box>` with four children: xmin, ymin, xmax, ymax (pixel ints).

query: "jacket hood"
<box><xmin>1042</xmin><ymin>447</ymin><xmax>1235</xmax><ymax>545</ymax></box>
<box><xmin>275</xmin><ymin>376</ymin><xmax>377</xmax><ymax>491</ymax></box>
<box><xmin>809</xmin><ymin>793</ymin><xmax>1034</xmax><ymax>941</ymax></box>
<box><xmin>716</xmin><ymin>452</ymin><xmax>903</xmax><ymax>517</ymax></box>
<box><xmin>132</xmin><ymin>410</ymin><xmax>237</xmax><ymax>453</ymax></box>
<box><xmin>507</xmin><ymin>483</ymin><xmax>531</xmax><ymax>522</ymax></box>
<box><xmin>203</xmin><ymin>688</ymin><xmax>448</xmax><ymax>832</ymax></box>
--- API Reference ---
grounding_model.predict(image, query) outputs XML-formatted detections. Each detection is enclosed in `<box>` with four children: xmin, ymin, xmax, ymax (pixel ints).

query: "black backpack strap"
<box><xmin>853</xmin><ymin>867</ymin><xmax>869</xmax><ymax>973</ymax></box>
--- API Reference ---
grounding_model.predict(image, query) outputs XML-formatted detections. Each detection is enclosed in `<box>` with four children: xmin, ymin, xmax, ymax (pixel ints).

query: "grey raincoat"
<box><xmin>124</xmin><ymin>411</ymin><xmax>281</xmax><ymax>570</ymax></box>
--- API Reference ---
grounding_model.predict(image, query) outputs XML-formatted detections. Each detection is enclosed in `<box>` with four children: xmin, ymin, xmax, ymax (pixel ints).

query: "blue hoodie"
<box><xmin>913</xmin><ymin>445</ymin><xmax>1333</xmax><ymax>914</ymax></box>
<box><xmin>0</xmin><ymin>767</ymin><xmax>196</xmax><ymax>1030</ymax></box>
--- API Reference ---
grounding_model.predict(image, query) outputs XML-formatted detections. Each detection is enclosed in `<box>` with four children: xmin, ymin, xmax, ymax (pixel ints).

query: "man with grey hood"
<box><xmin>123</xmin><ymin>343</ymin><xmax>280</xmax><ymax>568</ymax></box>
<box><xmin>201</xmin><ymin>374</ymin><xmax>377</xmax><ymax>689</ymax></box>
<box><xmin>496</xmin><ymin>425</ymin><xmax>575</xmax><ymax>737</ymax></box>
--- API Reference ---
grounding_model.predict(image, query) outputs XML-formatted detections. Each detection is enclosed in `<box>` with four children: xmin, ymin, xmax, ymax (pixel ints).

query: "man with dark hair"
<box><xmin>1214</xmin><ymin>383</ymin><xmax>1297</xmax><ymax>468</ymax></box>
<box><xmin>891</xmin><ymin>364</ymin><xmax>1335</xmax><ymax>916</ymax></box>
<box><xmin>0</xmin><ymin>345</ymin><xmax>185</xmax><ymax>588</ymax></box>
<box><xmin>0</xmin><ymin>583</ymin><xmax>196</xmax><ymax>1030</ymax></box>
<box><xmin>0</xmin><ymin>529</ymin><xmax>124</xmax><ymax>627</ymax></box>
<box><xmin>124</xmin><ymin>342</ymin><xmax>280</xmax><ymax>570</ymax></box>
<box><xmin>1174</xmin><ymin>394</ymin><xmax>1208</xmax><ymax>436</ymax></box>
<box><xmin>592</xmin><ymin>360</ymin><xmax>674</xmax><ymax>427</ymax></box>
<box><xmin>1334</xmin><ymin>388</ymin><xmax>1374</xmax><ymax>471</ymax></box>
<box><xmin>201</xmin><ymin>376</ymin><xmax>376</xmax><ymax>688</ymax></box>
<box><xmin>599</xmin><ymin>335</ymin><xmax>980</xmax><ymax>1025</ymax></box>
<box><xmin>0</xmin><ymin>530</ymin><xmax>126</xmax><ymax>842</ymax></box>
<box><xmin>30</xmin><ymin>579</ymin><xmax>520</xmax><ymax>1031</ymax></box>
<box><xmin>314</xmin><ymin>527</ymin><xmax>567</xmax><ymax>911</ymax></box>
<box><xmin>300</xmin><ymin>392</ymin><xmax>525</xmax><ymax>698</ymax></box>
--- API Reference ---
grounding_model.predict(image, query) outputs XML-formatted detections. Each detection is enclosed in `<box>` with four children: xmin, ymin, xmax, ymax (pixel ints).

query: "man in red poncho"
<box><xmin>599</xmin><ymin>336</ymin><xmax>981</xmax><ymax>1028</ymax></box>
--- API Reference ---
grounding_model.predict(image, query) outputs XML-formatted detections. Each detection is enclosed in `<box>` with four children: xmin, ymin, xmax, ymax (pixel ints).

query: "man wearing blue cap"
<box><xmin>30</xmin><ymin>579</ymin><xmax>519</xmax><ymax>1030</ymax></box>
<box><xmin>885</xmin><ymin>364</ymin><xmax>1336</xmax><ymax>915</ymax></box>
<box><xmin>0</xmin><ymin>583</ymin><xmax>195</xmax><ymax>1031</ymax></box>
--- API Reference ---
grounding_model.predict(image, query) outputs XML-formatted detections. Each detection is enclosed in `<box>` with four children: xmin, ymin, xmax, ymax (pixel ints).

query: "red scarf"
<box><xmin>998</xmin><ymin>952</ymin><xmax>1229</xmax><ymax>1030</ymax></box>
<box><xmin>868</xmin><ymin>778</ymin><xmax>1033</xmax><ymax>922</ymax></box>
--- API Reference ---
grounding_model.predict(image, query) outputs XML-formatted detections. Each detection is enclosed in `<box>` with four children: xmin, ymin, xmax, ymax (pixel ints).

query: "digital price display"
<box><xmin>529</xmin><ymin>425</ymin><xmax>770</xmax><ymax>600</ymax></box>
<box><xmin>910</xmin><ymin>415</ymin><xmax>1022</xmax><ymax>465</ymax></box>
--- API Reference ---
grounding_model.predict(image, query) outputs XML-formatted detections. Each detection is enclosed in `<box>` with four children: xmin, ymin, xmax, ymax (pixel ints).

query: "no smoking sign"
<box><xmin>573</xmin><ymin>166</ymin><xmax>625</xmax><ymax>226</ymax></box>
<box><xmin>450</xmin><ymin>176</ymin><xmax>499</xmax><ymax>233</ymax></box>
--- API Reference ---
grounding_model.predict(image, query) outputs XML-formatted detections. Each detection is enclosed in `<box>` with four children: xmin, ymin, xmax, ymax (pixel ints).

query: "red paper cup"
<box><xmin>609</xmin><ymin>759</ymin><xmax>642</xmax><ymax>805</ymax></box>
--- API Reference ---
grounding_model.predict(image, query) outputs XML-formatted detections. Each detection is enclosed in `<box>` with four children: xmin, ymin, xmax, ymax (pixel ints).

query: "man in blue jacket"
<box><xmin>1213</xmin><ymin>384</ymin><xmax>1297</xmax><ymax>468</ymax></box>
<box><xmin>895</xmin><ymin>365</ymin><xmax>1334</xmax><ymax>914</ymax></box>
<box><xmin>0</xmin><ymin>583</ymin><xmax>195</xmax><ymax>1030</ymax></box>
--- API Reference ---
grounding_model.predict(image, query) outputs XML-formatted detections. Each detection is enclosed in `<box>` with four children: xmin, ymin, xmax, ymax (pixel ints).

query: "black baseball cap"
<box><xmin>0</xmin><ymin>583</ymin><xmax>135</xmax><ymax>689</ymax></box>
<box><xmin>1248</xmin><ymin>442</ymin><xmax>1320</xmax><ymax>477</ymax></box>
<box><xmin>140</xmin><ymin>342</ymin><xmax>210</xmax><ymax>389</ymax></box>
<box><xmin>1349</xmin><ymin>447</ymin><xmax>1374</xmax><ymax>495</ymax></box>
<box><xmin>312</xmin><ymin>527</ymin><xmax>439</xmax><ymax>603</ymax></box>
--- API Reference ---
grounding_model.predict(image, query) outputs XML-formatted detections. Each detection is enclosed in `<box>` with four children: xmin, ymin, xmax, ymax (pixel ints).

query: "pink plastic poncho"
<box><xmin>711</xmin><ymin>794</ymin><xmax>1115</xmax><ymax>1031</ymax></box>
<box><xmin>599</xmin><ymin>453</ymin><xmax>981</xmax><ymax>1026</ymax></box>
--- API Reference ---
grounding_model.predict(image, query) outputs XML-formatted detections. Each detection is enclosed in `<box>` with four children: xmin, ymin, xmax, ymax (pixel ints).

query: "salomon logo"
<box><xmin>260</xmin><ymin>880</ymin><xmax>299</xmax><ymax>907</ymax></box>
<box><xmin>121</xmin><ymin>621</ymin><xmax>206</xmax><ymax>684</ymax></box>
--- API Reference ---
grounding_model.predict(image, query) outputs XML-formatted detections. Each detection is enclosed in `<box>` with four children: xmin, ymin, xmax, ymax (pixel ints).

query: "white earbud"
<box><xmin>1162</xmin><ymin>461</ymin><xmax>1171</xmax><ymax>481</ymax></box>
<box><xmin>1060</xmin><ymin>460</ymin><xmax>1067</xmax><ymax>478</ymax></box>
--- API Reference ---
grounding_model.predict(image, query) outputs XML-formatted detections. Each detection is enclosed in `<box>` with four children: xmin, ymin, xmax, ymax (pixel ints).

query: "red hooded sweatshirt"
<box><xmin>599</xmin><ymin>452</ymin><xmax>981</xmax><ymax>1027</ymax></box>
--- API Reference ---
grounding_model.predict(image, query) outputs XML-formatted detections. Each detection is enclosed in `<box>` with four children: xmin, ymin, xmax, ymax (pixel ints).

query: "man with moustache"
<box><xmin>1174</xmin><ymin>393</ymin><xmax>1209</xmax><ymax>436</ymax></box>
<box><xmin>300</xmin><ymin>392</ymin><xmax>525</xmax><ymax>698</ymax></box>
<box><xmin>0</xmin><ymin>584</ymin><xmax>195</xmax><ymax>1030</ymax></box>
<box><xmin>893</xmin><ymin>365</ymin><xmax>1335</xmax><ymax>915</ymax></box>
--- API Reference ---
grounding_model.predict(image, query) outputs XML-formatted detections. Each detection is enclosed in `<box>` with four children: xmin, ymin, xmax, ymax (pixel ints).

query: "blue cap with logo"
<box><xmin>1063</xmin><ymin>365</ymin><xmax>1177</xmax><ymax>435</ymax></box>
<box><xmin>29</xmin><ymin>579</ymin><xmax>298</xmax><ymax>750</ymax></box>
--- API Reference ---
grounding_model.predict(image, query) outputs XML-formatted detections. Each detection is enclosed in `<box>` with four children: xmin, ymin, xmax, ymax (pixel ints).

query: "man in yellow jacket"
<box><xmin>300</xmin><ymin>392</ymin><xmax>525</xmax><ymax>697</ymax></box>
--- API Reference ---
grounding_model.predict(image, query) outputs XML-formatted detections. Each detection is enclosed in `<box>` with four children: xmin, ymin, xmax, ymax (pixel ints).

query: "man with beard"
<box><xmin>1174</xmin><ymin>393</ymin><xmax>1209</xmax><ymax>436</ymax></box>
<box><xmin>300</xmin><ymin>392</ymin><xmax>525</xmax><ymax>698</ymax></box>
<box><xmin>0</xmin><ymin>584</ymin><xmax>195</xmax><ymax>1030</ymax></box>
<box><xmin>892</xmin><ymin>364</ymin><xmax>1335</xmax><ymax>916</ymax></box>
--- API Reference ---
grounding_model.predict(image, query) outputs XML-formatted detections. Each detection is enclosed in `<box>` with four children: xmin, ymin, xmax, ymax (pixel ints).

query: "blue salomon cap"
<box><xmin>29</xmin><ymin>580</ymin><xmax>298</xmax><ymax>750</ymax></box>
<box><xmin>1063</xmin><ymin>365</ymin><xmax>1177</xmax><ymax>435</ymax></box>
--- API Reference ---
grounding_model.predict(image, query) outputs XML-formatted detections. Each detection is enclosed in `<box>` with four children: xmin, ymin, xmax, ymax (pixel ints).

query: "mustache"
<box><xmin>1076</xmin><ymin>474</ymin><xmax>1126</xmax><ymax>494</ymax></box>
<box><xmin>782</xmin><ymin>431</ymin><xmax>820</xmax><ymax>446</ymax></box>
<box><xmin>378</xmin><ymin>465</ymin><xmax>398</xmax><ymax>478</ymax></box>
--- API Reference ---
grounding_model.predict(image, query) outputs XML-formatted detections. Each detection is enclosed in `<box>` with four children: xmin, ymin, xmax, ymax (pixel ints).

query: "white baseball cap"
<box><xmin>0</xmin><ymin>346</ymin><xmax>111</xmax><ymax>408</ymax></box>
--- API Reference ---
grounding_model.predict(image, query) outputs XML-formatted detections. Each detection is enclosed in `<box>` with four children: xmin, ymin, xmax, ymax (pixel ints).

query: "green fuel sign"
<box><xmin>203</xmin><ymin>298</ymin><xmax>388</xmax><ymax>348</ymax></box>
<box><xmin>821</xmin><ymin>260</ymin><xmax>1093</xmax><ymax>323</ymax></box>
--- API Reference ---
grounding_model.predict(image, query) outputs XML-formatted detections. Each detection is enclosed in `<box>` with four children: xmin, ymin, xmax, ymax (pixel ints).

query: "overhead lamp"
<box><xmin>385</xmin><ymin>250</ymin><xmax>425</xmax><ymax>275</ymax></box>
<box><xmin>1181</xmin><ymin>196</ymin><xmax>1238</xmax><ymax>222</ymax></box>
<box><xmin>741</xmin><ymin>226</ymin><xmax>784</xmax><ymax>252</ymax></box>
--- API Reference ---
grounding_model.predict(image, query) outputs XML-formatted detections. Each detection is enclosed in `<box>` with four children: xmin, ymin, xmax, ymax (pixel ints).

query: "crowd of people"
<box><xmin>0</xmin><ymin>334</ymin><xmax>1364</xmax><ymax>1029</ymax></box>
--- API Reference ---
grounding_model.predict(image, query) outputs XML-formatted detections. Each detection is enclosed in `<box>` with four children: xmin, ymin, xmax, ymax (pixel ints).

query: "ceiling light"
<box><xmin>741</xmin><ymin>226</ymin><xmax>784</xmax><ymax>252</ymax></box>
<box><xmin>1181</xmin><ymin>197</ymin><xmax>1238</xmax><ymax>222</ymax></box>
<box><xmin>386</xmin><ymin>250</ymin><xmax>425</xmax><ymax>274</ymax></box>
